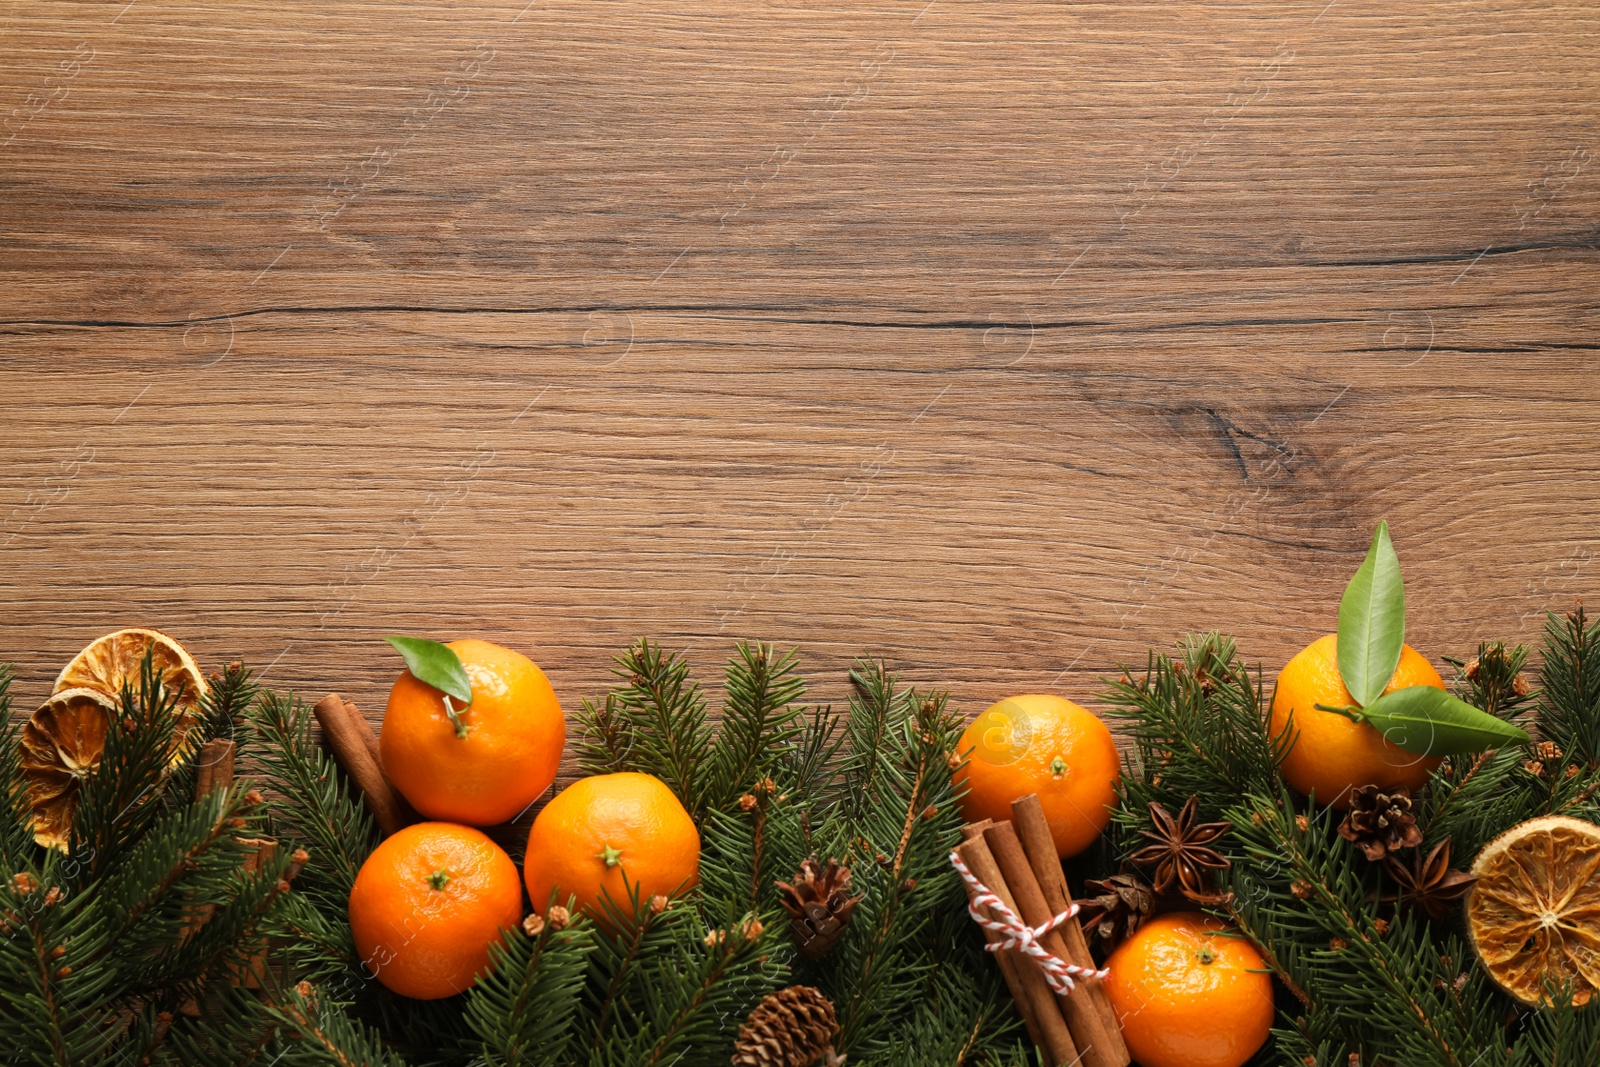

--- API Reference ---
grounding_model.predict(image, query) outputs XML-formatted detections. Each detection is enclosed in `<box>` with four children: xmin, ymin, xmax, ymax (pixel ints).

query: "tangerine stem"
<box><xmin>440</xmin><ymin>694</ymin><xmax>473</xmax><ymax>739</ymax></box>
<box><xmin>598</xmin><ymin>845</ymin><xmax>623</xmax><ymax>868</ymax></box>
<box><xmin>1314</xmin><ymin>702</ymin><xmax>1366</xmax><ymax>723</ymax></box>
<box><xmin>428</xmin><ymin>870</ymin><xmax>450</xmax><ymax>890</ymax></box>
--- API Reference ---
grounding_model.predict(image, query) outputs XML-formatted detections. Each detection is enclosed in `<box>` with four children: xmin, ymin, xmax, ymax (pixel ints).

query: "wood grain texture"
<box><xmin>3</xmin><ymin>0</ymin><xmax>1598</xmax><ymax>798</ymax></box>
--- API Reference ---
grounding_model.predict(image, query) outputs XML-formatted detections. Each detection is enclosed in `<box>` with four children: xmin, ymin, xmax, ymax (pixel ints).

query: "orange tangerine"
<box><xmin>524</xmin><ymin>772</ymin><xmax>700</xmax><ymax>923</ymax></box>
<box><xmin>348</xmin><ymin>822</ymin><xmax>523</xmax><ymax>1000</ymax></box>
<box><xmin>954</xmin><ymin>694</ymin><xmax>1120</xmax><ymax>858</ymax></box>
<box><xmin>381</xmin><ymin>639</ymin><xmax>565</xmax><ymax>825</ymax></box>
<box><xmin>1103</xmin><ymin>912</ymin><xmax>1275</xmax><ymax>1067</ymax></box>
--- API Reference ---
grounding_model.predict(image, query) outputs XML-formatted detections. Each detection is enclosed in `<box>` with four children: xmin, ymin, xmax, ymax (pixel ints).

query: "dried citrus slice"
<box><xmin>1466</xmin><ymin>814</ymin><xmax>1600</xmax><ymax>1006</ymax></box>
<box><xmin>54</xmin><ymin>627</ymin><xmax>207</xmax><ymax>715</ymax></box>
<box><xmin>20</xmin><ymin>687</ymin><xmax>119</xmax><ymax>851</ymax></box>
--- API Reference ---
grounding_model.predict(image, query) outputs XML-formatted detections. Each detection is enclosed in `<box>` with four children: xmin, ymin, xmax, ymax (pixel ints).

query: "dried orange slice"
<box><xmin>19</xmin><ymin>629</ymin><xmax>209</xmax><ymax>852</ymax></box>
<box><xmin>54</xmin><ymin>627</ymin><xmax>207</xmax><ymax>715</ymax></box>
<box><xmin>1466</xmin><ymin>814</ymin><xmax>1600</xmax><ymax>1006</ymax></box>
<box><xmin>20</xmin><ymin>687</ymin><xmax>119</xmax><ymax>851</ymax></box>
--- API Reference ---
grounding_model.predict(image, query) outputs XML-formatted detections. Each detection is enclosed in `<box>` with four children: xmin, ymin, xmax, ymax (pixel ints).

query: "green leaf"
<box><xmin>1337</xmin><ymin>522</ymin><xmax>1406</xmax><ymax>708</ymax></box>
<box><xmin>384</xmin><ymin>636</ymin><xmax>472</xmax><ymax>706</ymax></box>
<box><xmin>1358</xmin><ymin>684</ymin><xmax>1531</xmax><ymax>756</ymax></box>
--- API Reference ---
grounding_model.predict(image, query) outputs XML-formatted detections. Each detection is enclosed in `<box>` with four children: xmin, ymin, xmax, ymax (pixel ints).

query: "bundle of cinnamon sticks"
<box><xmin>959</xmin><ymin>794</ymin><xmax>1130</xmax><ymax>1067</ymax></box>
<box><xmin>311</xmin><ymin>693</ymin><xmax>413</xmax><ymax>837</ymax></box>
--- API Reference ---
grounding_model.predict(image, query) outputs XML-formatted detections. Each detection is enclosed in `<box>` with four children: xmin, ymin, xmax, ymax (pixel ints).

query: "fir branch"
<box><xmin>637</xmin><ymin>918</ymin><xmax>770</xmax><ymax>1067</ymax></box>
<box><xmin>468</xmin><ymin>916</ymin><xmax>596</xmax><ymax>1067</ymax></box>
<box><xmin>149</xmin><ymin>832</ymin><xmax>291</xmax><ymax>997</ymax></box>
<box><xmin>589</xmin><ymin>905</ymin><xmax>779</xmax><ymax>1067</ymax></box>
<box><xmin>573</xmin><ymin>693</ymin><xmax>632</xmax><ymax>777</ymax></box>
<box><xmin>1513</xmin><ymin>985</ymin><xmax>1600</xmax><ymax>1063</ymax></box>
<box><xmin>1536</xmin><ymin>606</ymin><xmax>1600</xmax><ymax>769</ymax></box>
<box><xmin>840</xmin><ymin>659</ymin><xmax>914</xmax><ymax>820</ymax></box>
<box><xmin>163</xmin><ymin>661</ymin><xmax>259</xmax><ymax>812</ymax></box>
<box><xmin>68</xmin><ymin>650</ymin><xmax>185</xmax><ymax>885</ymax></box>
<box><xmin>1225</xmin><ymin>789</ymin><xmax>1504</xmax><ymax>1066</ymax></box>
<box><xmin>0</xmin><ymin>866</ymin><xmax>119</xmax><ymax>1067</ymax></box>
<box><xmin>1443</xmin><ymin>641</ymin><xmax>1535</xmax><ymax>721</ymax></box>
<box><xmin>703</xmin><ymin>643</ymin><xmax>807</xmax><ymax>813</ymax></box>
<box><xmin>584</xmin><ymin>640</ymin><xmax>714</xmax><ymax>815</ymax></box>
<box><xmin>871</xmin><ymin>966</ymin><xmax>1026</xmax><ymax>1067</ymax></box>
<box><xmin>268</xmin><ymin>891</ymin><xmax>362</xmax><ymax>990</ymax></box>
<box><xmin>586</xmin><ymin>884</ymin><xmax>678</xmax><ymax>1053</ymax></box>
<box><xmin>831</xmin><ymin>683</ymin><xmax>967</xmax><ymax>1057</ymax></box>
<box><xmin>698</xmin><ymin>785</ymin><xmax>809</xmax><ymax>929</ymax></box>
<box><xmin>1419</xmin><ymin>747</ymin><xmax>1533</xmax><ymax>857</ymax></box>
<box><xmin>786</xmin><ymin>702</ymin><xmax>845</xmax><ymax>806</ymax></box>
<box><xmin>1103</xmin><ymin>632</ymin><xmax>1283</xmax><ymax>826</ymax></box>
<box><xmin>262</xmin><ymin>981</ymin><xmax>412</xmax><ymax>1067</ymax></box>
<box><xmin>158</xmin><ymin>983</ymin><xmax>279</xmax><ymax>1067</ymax></box>
<box><xmin>246</xmin><ymin>690</ymin><xmax>378</xmax><ymax>905</ymax></box>
<box><xmin>102</xmin><ymin>786</ymin><xmax>252</xmax><ymax>941</ymax></box>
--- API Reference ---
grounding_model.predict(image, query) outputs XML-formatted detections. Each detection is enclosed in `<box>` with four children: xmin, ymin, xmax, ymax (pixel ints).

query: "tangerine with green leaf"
<box><xmin>1270</xmin><ymin>634</ymin><xmax>1445</xmax><ymax>807</ymax></box>
<box><xmin>348</xmin><ymin>822</ymin><xmax>523</xmax><ymax>1000</ymax></box>
<box><xmin>523</xmin><ymin>771</ymin><xmax>700</xmax><ymax>924</ymax></box>
<box><xmin>380</xmin><ymin>638</ymin><xmax>565</xmax><ymax>825</ymax></box>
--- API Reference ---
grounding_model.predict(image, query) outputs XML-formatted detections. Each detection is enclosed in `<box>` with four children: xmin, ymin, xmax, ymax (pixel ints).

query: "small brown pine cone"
<box><xmin>732</xmin><ymin>986</ymin><xmax>842</xmax><ymax>1067</ymax></box>
<box><xmin>1337</xmin><ymin>785</ymin><xmax>1424</xmax><ymax>861</ymax></box>
<box><xmin>775</xmin><ymin>859</ymin><xmax>861</xmax><ymax>960</ymax></box>
<box><xmin>1075</xmin><ymin>873</ymin><xmax>1153</xmax><ymax>953</ymax></box>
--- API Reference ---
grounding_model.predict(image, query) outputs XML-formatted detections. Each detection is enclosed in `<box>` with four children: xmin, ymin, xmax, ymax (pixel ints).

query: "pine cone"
<box><xmin>776</xmin><ymin>859</ymin><xmax>861</xmax><ymax>960</ymax></box>
<box><xmin>732</xmin><ymin>985</ymin><xmax>844</xmax><ymax>1067</ymax></box>
<box><xmin>1338</xmin><ymin>785</ymin><xmax>1424</xmax><ymax>861</ymax></box>
<box><xmin>1075</xmin><ymin>873</ymin><xmax>1153</xmax><ymax>953</ymax></box>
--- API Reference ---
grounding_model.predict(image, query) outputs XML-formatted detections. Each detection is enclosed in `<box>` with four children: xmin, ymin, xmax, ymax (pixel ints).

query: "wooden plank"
<box><xmin>1</xmin><ymin>0</ymin><xmax>1596</xmax><ymax>803</ymax></box>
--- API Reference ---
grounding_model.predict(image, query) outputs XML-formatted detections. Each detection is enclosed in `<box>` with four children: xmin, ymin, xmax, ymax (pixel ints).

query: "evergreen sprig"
<box><xmin>68</xmin><ymin>649</ymin><xmax>186</xmax><ymax>885</ymax></box>
<box><xmin>0</xmin><ymin>659</ymin><xmax>300</xmax><ymax>1067</ymax></box>
<box><xmin>246</xmin><ymin>690</ymin><xmax>378</xmax><ymax>907</ymax></box>
<box><xmin>468</xmin><ymin>913</ymin><xmax>596</xmax><ymax>1067</ymax></box>
<box><xmin>163</xmin><ymin>661</ymin><xmax>260</xmax><ymax>812</ymax></box>
<box><xmin>703</xmin><ymin>642</ymin><xmax>808</xmax><ymax>813</ymax></box>
<box><xmin>1105</xmin><ymin>631</ymin><xmax>1285</xmax><ymax>834</ymax></box>
<box><xmin>830</xmin><ymin>671</ymin><xmax>969</xmax><ymax>1057</ymax></box>
<box><xmin>1536</xmin><ymin>606</ymin><xmax>1600</xmax><ymax>770</ymax></box>
<box><xmin>258</xmin><ymin>980</ymin><xmax>412</xmax><ymax>1067</ymax></box>
<box><xmin>574</xmin><ymin>640</ymin><xmax>714</xmax><ymax>815</ymax></box>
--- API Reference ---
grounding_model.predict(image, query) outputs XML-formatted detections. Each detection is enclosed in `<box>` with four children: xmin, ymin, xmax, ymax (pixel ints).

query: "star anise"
<box><xmin>1074</xmin><ymin>873</ymin><xmax>1154</xmax><ymax>952</ymax></box>
<box><xmin>1382</xmin><ymin>838</ymin><xmax>1476</xmax><ymax>920</ymax></box>
<box><xmin>1129</xmin><ymin>796</ymin><xmax>1233</xmax><ymax>904</ymax></box>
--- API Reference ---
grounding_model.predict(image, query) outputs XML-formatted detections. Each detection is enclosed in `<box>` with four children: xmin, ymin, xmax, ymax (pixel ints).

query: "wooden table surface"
<box><xmin>3</xmin><ymin>0</ymin><xmax>1598</xmax><ymax>789</ymax></box>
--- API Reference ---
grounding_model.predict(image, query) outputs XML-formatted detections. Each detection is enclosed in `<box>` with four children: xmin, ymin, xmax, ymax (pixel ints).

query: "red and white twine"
<box><xmin>948</xmin><ymin>849</ymin><xmax>1109</xmax><ymax>995</ymax></box>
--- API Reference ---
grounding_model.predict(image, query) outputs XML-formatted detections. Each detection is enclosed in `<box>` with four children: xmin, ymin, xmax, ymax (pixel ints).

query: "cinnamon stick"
<box><xmin>959</xmin><ymin>818</ymin><xmax>1040</xmax><ymax>1047</ymax></box>
<box><xmin>312</xmin><ymin>693</ymin><xmax>408</xmax><ymax>837</ymax></box>
<box><xmin>236</xmin><ymin>838</ymin><xmax>279</xmax><ymax>989</ymax></box>
<box><xmin>343</xmin><ymin>697</ymin><xmax>422</xmax><ymax>824</ymax></box>
<box><xmin>957</xmin><ymin>836</ymin><xmax>1079</xmax><ymax>1066</ymax></box>
<box><xmin>1012</xmin><ymin>795</ymin><xmax>1129</xmax><ymax>1066</ymax></box>
<box><xmin>986</xmin><ymin>820</ymin><xmax>1130</xmax><ymax>1067</ymax></box>
<box><xmin>193</xmin><ymin>738</ymin><xmax>236</xmax><ymax>799</ymax></box>
<box><xmin>342</xmin><ymin>698</ymin><xmax>383</xmax><ymax>772</ymax></box>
